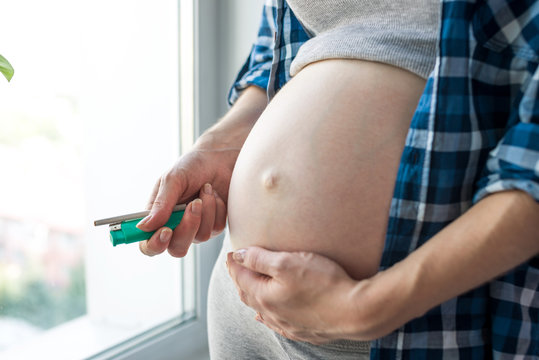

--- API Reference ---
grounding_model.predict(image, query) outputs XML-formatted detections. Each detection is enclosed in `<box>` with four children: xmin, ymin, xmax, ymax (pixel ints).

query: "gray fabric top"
<box><xmin>287</xmin><ymin>0</ymin><xmax>440</xmax><ymax>79</ymax></box>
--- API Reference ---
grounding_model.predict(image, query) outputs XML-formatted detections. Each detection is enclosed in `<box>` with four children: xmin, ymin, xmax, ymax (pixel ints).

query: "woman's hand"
<box><xmin>227</xmin><ymin>191</ymin><xmax>539</xmax><ymax>344</ymax></box>
<box><xmin>226</xmin><ymin>246</ymin><xmax>360</xmax><ymax>345</ymax></box>
<box><xmin>137</xmin><ymin>86</ymin><xmax>268</xmax><ymax>257</ymax></box>
<box><xmin>137</xmin><ymin>146</ymin><xmax>235</xmax><ymax>257</ymax></box>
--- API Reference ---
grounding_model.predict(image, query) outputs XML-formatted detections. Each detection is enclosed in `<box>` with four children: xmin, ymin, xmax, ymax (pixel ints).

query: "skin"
<box><xmin>139</xmin><ymin>60</ymin><xmax>539</xmax><ymax>347</ymax></box>
<box><xmin>136</xmin><ymin>86</ymin><xmax>267</xmax><ymax>256</ymax></box>
<box><xmin>139</xmin><ymin>58</ymin><xmax>426</xmax><ymax>275</ymax></box>
<box><xmin>227</xmin><ymin>190</ymin><xmax>539</xmax><ymax>344</ymax></box>
<box><xmin>227</xmin><ymin>59</ymin><xmax>426</xmax><ymax>280</ymax></box>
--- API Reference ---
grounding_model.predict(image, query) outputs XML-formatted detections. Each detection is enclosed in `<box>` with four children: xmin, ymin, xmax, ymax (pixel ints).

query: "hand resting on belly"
<box><xmin>228</xmin><ymin>59</ymin><xmax>425</xmax><ymax>280</ymax></box>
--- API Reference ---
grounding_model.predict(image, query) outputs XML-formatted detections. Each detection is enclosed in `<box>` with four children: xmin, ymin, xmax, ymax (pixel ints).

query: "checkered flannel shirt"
<box><xmin>229</xmin><ymin>0</ymin><xmax>539</xmax><ymax>358</ymax></box>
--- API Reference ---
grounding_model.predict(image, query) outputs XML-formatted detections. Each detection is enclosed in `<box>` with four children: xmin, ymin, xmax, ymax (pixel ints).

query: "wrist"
<box><xmin>195</xmin><ymin>86</ymin><xmax>266</xmax><ymax>151</ymax></box>
<box><xmin>344</xmin><ymin>276</ymin><xmax>386</xmax><ymax>340</ymax></box>
<box><xmin>193</xmin><ymin>128</ymin><xmax>243</xmax><ymax>152</ymax></box>
<box><xmin>345</xmin><ymin>261</ymin><xmax>422</xmax><ymax>341</ymax></box>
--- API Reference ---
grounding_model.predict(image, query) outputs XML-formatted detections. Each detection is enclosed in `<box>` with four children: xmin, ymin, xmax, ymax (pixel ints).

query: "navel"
<box><xmin>262</xmin><ymin>169</ymin><xmax>279</xmax><ymax>191</ymax></box>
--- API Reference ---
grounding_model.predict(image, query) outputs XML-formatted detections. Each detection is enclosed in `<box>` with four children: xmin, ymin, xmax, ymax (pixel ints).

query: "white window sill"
<box><xmin>0</xmin><ymin>313</ymin><xmax>209</xmax><ymax>360</ymax></box>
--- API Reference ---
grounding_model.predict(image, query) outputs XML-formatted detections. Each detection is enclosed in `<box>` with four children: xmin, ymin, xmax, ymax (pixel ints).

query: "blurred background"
<box><xmin>0</xmin><ymin>0</ymin><xmax>263</xmax><ymax>358</ymax></box>
<box><xmin>0</xmin><ymin>0</ymin><xmax>86</xmax><ymax>349</ymax></box>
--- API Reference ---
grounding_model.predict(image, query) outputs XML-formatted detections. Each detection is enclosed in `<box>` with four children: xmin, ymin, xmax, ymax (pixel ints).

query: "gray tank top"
<box><xmin>286</xmin><ymin>0</ymin><xmax>440</xmax><ymax>79</ymax></box>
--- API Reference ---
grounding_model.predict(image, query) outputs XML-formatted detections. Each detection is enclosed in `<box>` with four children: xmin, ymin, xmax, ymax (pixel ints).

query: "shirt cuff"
<box><xmin>474</xmin><ymin>122</ymin><xmax>539</xmax><ymax>204</ymax></box>
<box><xmin>227</xmin><ymin>47</ymin><xmax>272</xmax><ymax>106</ymax></box>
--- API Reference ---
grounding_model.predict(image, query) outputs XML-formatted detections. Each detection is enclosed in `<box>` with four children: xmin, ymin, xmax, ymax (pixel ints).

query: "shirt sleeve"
<box><xmin>474</xmin><ymin>66</ymin><xmax>539</xmax><ymax>203</ymax></box>
<box><xmin>227</xmin><ymin>3</ymin><xmax>276</xmax><ymax>106</ymax></box>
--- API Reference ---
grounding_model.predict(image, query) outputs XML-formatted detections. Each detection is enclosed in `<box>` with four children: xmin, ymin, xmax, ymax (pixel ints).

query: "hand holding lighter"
<box><xmin>94</xmin><ymin>204</ymin><xmax>186</xmax><ymax>246</ymax></box>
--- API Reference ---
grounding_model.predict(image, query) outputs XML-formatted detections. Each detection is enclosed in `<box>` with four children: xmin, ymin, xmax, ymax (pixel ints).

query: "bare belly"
<box><xmin>228</xmin><ymin>59</ymin><xmax>425</xmax><ymax>280</ymax></box>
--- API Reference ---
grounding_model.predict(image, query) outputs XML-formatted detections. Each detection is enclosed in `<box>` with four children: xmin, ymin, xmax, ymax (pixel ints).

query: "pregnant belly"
<box><xmin>228</xmin><ymin>59</ymin><xmax>425</xmax><ymax>280</ymax></box>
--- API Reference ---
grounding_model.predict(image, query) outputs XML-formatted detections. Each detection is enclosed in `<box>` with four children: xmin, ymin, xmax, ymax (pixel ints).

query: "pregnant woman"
<box><xmin>139</xmin><ymin>0</ymin><xmax>439</xmax><ymax>358</ymax></box>
<box><xmin>139</xmin><ymin>0</ymin><xmax>539</xmax><ymax>358</ymax></box>
<box><xmin>228</xmin><ymin>60</ymin><xmax>426</xmax><ymax>281</ymax></box>
<box><xmin>213</xmin><ymin>1</ymin><xmax>439</xmax><ymax>357</ymax></box>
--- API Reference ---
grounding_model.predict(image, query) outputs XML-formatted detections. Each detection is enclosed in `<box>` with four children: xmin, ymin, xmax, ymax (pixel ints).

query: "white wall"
<box><xmin>194</xmin><ymin>0</ymin><xmax>263</xmax><ymax>137</ymax></box>
<box><xmin>216</xmin><ymin>0</ymin><xmax>265</xmax><ymax>113</ymax></box>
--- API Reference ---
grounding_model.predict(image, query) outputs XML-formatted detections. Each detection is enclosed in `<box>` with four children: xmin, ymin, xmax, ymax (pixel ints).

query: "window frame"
<box><xmin>91</xmin><ymin>0</ymin><xmax>265</xmax><ymax>357</ymax></box>
<box><xmin>0</xmin><ymin>0</ymin><xmax>223</xmax><ymax>359</ymax></box>
<box><xmin>101</xmin><ymin>0</ymin><xmax>224</xmax><ymax>358</ymax></box>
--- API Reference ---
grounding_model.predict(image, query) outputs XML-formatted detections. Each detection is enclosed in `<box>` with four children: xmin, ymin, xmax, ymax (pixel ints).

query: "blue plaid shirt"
<box><xmin>229</xmin><ymin>0</ymin><xmax>539</xmax><ymax>358</ymax></box>
<box><xmin>228</xmin><ymin>1</ymin><xmax>310</xmax><ymax>104</ymax></box>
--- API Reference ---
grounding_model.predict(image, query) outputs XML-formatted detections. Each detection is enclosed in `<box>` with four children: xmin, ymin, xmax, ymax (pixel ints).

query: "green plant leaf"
<box><xmin>0</xmin><ymin>54</ymin><xmax>14</xmax><ymax>82</ymax></box>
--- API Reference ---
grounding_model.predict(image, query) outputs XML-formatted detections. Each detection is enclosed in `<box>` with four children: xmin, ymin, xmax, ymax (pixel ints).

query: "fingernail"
<box><xmin>255</xmin><ymin>312</ymin><xmax>263</xmax><ymax>322</ymax></box>
<box><xmin>233</xmin><ymin>249</ymin><xmax>246</xmax><ymax>263</ymax></box>
<box><xmin>204</xmin><ymin>183</ymin><xmax>212</xmax><ymax>195</ymax></box>
<box><xmin>136</xmin><ymin>215</ymin><xmax>152</xmax><ymax>229</ymax></box>
<box><xmin>160</xmin><ymin>228</ymin><xmax>172</xmax><ymax>243</ymax></box>
<box><xmin>191</xmin><ymin>199</ymin><xmax>202</xmax><ymax>215</ymax></box>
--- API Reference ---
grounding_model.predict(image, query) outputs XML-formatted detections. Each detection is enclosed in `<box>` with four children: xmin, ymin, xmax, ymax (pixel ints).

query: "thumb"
<box><xmin>232</xmin><ymin>247</ymin><xmax>289</xmax><ymax>279</ymax></box>
<box><xmin>137</xmin><ymin>173</ymin><xmax>186</xmax><ymax>231</ymax></box>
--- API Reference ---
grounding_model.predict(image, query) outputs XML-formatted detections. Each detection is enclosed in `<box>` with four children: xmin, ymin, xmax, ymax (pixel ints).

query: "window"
<box><xmin>0</xmin><ymin>1</ymin><xmax>220</xmax><ymax>359</ymax></box>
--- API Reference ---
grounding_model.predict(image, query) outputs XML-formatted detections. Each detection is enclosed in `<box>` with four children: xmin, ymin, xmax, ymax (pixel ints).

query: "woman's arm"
<box><xmin>138</xmin><ymin>0</ymin><xmax>283</xmax><ymax>257</ymax></box>
<box><xmin>347</xmin><ymin>189</ymin><xmax>539</xmax><ymax>339</ymax></box>
<box><xmin>227</xmin><ymin>189</ymin><xmax>539</xmax><ymax>343</ymax></box>
<box><xmin>138</xmin><ymin>86</ymin><xmax>267</xmax><ymax>257</ymax></box>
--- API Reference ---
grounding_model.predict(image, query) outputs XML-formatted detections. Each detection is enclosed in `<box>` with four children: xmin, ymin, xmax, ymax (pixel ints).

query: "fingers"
<box><xmin>227</xmin><ymin>251</ymin><xmax>333</xmax><ymax>345</ymax></box>
<box><xmin>137</xmin><ymin>168</ymin><xmax>187</xmax><ymax>232</ymax></box>
<box><xmin>167</xmin><ymin>199</ymin><xmax>203</xmax><ymax>257</ymax></box>
<box><xmin>227</xmin><ymin>251</ymin><xmax>272</xmax><ymax>304</ymax></box>
<box><xmin>139</xmin><ymin>199</ymin><xmax>201</xmax><ymax>258</ymax></box>
<box><xmin>231</xmin><ymin>247</ymin><xmax>289</xmax><ymax>279</ymax></box>
<box><xmin>139</xmin><ymin>183</ymin><xmax>227</xmax><ymax>258</ymax></box>
<box><xmin>212</xmin><ymin>191</ymin><xmax>227</xmax><ymax>236</ymax></box>
<box><xmin>192</xmin><ymin>185</ymin><xmax>228</xmax><ymax>242</ymax></box>
<box><xmin>194</xmin><ymin>184</ymin><xmax>216</xmax><ymax>243</ymax></box>
<box><xmin>139</xmin><ymin>227</ymin><xmax>173</xmax><ymax>256</ymax></box>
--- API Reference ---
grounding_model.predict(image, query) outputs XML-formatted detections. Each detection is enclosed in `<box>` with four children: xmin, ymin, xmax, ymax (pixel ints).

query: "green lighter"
<box><xmin>94</xmin><ymin>204</ymin><xmax>186</xmax><ymax>246</ymax></box>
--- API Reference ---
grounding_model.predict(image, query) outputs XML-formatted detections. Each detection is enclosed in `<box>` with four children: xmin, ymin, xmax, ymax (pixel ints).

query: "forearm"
<box><xmin>195</xmin><ymin>85</ymin><xmax>267</xmax><ymax>152</ymax></box>
<box><xmin>138</xmin><ymin>86</ymin><xmax>267</xmax><ymax>254</ymax></box>
<box><xmin>349</xmin><ymin>190</ymin><xmax>539</xmax><ymax>340</ymax></box>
